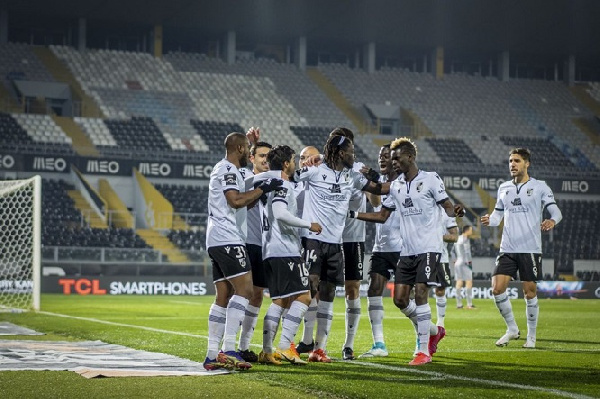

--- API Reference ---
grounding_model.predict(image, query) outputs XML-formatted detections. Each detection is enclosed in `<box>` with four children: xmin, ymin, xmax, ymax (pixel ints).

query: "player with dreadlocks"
<box><xmin>294</xmin><ymin>130</ymin><xmax>390</xmax><ymax>362</ymax></box>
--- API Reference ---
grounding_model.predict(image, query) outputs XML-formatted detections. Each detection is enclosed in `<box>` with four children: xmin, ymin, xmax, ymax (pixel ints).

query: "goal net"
<box><xmin>0</xmin><ymin>175</ymin><xmax>41</xmax><ymax>312</ymax></box>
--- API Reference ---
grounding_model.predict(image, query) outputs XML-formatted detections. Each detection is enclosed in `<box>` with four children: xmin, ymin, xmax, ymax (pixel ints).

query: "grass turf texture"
<box><xmin>1</xmin><ymin>295</ymin><xmax>599</xmax><ymax>399</ymax></box>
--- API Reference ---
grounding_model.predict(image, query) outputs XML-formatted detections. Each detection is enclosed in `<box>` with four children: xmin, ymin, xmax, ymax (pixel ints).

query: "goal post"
<box><xmin>0</xmin><ymin>175</ymin><xmax>42</xmax><ymax>312</ymax></box>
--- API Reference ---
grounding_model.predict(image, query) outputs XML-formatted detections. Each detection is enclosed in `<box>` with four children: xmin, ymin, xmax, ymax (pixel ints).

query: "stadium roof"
<box><xmin>4</xmin><ymin>0</ymin><xmax>600</xmax><ymax>63</ymax></box>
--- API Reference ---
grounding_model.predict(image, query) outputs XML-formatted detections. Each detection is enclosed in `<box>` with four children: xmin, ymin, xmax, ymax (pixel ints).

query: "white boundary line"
<box><xmin>38</xmin><ymin>311</ymin><xmax>596</xmax><ymax>399</ymax></box>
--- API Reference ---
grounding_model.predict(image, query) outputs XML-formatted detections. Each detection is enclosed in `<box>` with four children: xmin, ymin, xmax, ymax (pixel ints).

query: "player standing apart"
<box><xmin>454</xmin><ymin>225</ymin><xmax>474</xmax><ymax>309</ymax></box>
<box><xmin>481</xmin><ymin>148</ymin><xmax>562</xmax><ymax>348</ymax></box>
<box><xmin>349</xmin><ymin>137</ymin><xmax>464</xmax><ymax>365</ymax></box>
<box><xmin>203</xmin><ymin>132</ymin><xmax>282</xmax><ymax>370</ymax></box>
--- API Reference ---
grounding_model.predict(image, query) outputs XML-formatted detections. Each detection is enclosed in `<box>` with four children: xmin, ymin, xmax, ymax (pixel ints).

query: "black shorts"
<box><xmin>437</xmin><ymin>262</ymin><xmax>452</xmax><ymax>288</ymax></box>
<box><xmin>208</xmin><ymin>245</ymin><xmax>251</xmax><ymax>283</ymax></box>
<box><xmin>304</xmin><ymin>238</ymin><xmax>345</xmax><ymax>286</ymax></box>
<box><xmin>369</xmin><ymin>251</ymin><xmax>400</xmax><ymax>281</ymax></box>
<box><xmin>247</xmin><ymin>243</ymin><xmax>267</xmax><ymax>289</ymax></box>
<box><xmin>343</xmin><ymin>241</ymin><xmax>365</xmax><ymax>281</ymax></box>
<box><xmin>493</xmin><ymin>253</ymin><xmax>543</xmax><ymax>282</ymax></box>
<box><xmin>396</xmin><ymin>252</ymin><xmax>440</xmax><ymax>286</ymax></box>
<box><xmin>264</xmin><ymin>256</ymin><xmax>310</xmax><ymax>299</ymax></box>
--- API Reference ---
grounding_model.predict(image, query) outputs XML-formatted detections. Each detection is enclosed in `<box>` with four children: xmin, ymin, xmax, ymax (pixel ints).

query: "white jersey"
<box><xmin>382</xmin><ymin>170</ymin><xmax>448</xmax><ymax>256</ymax></box>
<box><xmin>242</xmin><ymin>169</ymin><xmax>263</xmax><ymax>247</ymax></box>
<box><xmin>262</xmin><ymin>179</ymin><xmax>306</xmax><ymax>258</ymax></box>
<box><xmin>343</xmin><ymin>162</ymin><xmax>367</xmax><ymax>242</ymax></box>
<box><xmin>372</xmin><ymin>175</ymin><xmax>403</xmax><ymax>253</ymax></box>
<box><xmin>455</xmin><ymin>235</ymin><xmax>472</xmax><ymax>265</ymax></box>
<box><xmin>494</xmin><ymin>177</ymin><xmax>557</xmax><ymax>253</ymax></box>
<box><xmin>296</xmin><ymin>163</ymin><xmax>368</xmax><ymax>244</ymax></box>
<box><xmin>440</xmin><ymin>214</ymin><xmax>458</xmax><ymax>263</ymax></box>
<box><xmin>206</xmin><ymin>159</ymin><xmax>247</xmax><ymax>249</ymax></box>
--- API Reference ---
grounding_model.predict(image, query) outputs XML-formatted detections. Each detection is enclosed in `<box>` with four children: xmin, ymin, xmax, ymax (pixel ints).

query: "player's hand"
<box><xmin>258</xmin><ymin>178</ymin><xmax>283</xmax><ymax>194</ymax></box>
<box><xmin>360</xmin><ymin>166</ymin><xmax>380</xmax><ymax>182</ymax></box>
<box><xmin>246</xmin><ymin>126</ymin><xmax>260</xmax><ymax>145</ymax></box>
<box><xmin>454</xmin><ymin>204</ymin><xmax>465</xmax><ymax>217</ymax></box>
<box><xmin>304</xmin><ymin>154</ymin><xmax>323</xmax><ymax>167</ymax></box>
<box><xmin>541</xmin><ymin>219</ymin><xmax>556</xmax><ymax>231</ymax></box>
<box><xmin>309</xmin><ymin>222</ymin><xmax>322</xmax><ymax>234</ymax></box>
<box><xmin>480</xmin><ymin>214</ymin><xmax>490</xmax><ymax>226</ymax></box>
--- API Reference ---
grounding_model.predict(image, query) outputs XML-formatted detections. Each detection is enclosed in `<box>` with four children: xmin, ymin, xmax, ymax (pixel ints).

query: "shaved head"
<box><xmin>224</xmin><ymin>132</ymin><xmax>247</xmax><ymax>152</ymax></box>
<box><xmin>224</xmin><ymin>132</ymin><xmax>250</xmax><ymax>167</ymax></box>
<box><xmin>299</xmin><ymin>146</ymin><xmax>319</xmax><ymax>167</ymax></box>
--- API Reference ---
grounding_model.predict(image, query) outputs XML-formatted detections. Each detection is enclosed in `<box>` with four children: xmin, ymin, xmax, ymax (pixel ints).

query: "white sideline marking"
<box><xmin>39</xmin><ymin>311</ymin><xmax>594</xmax><ymax>399</ymax></box>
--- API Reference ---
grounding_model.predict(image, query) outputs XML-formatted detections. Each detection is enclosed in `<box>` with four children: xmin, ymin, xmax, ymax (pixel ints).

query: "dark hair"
<box><xmin>509</xmin><ymin>147</ymin><xmax>531</xmax><ymax>163</ymax></box>
<box><xmin>250</xmin><ymin>141</ymin><xmax>272</xmax><ymax>156</ymax></box>
<box><xmin>329</xmin><ymin>127</ymin><xmax>355</xmax><ymax>143</ymax></box>
<box><xmin>462</xmin><ymin>225</ymin><xmax>472</xmax><ymax>233</ymax></box>
<box><xmin>323</xmin><ymin>134</ymin><xmax>352</xmax><ymax>168</ymax></box>
<box><xmin>267</xmin><ymin>145</ymin><xmax>295</xmax><ymax>170</ymax></box>
<box><xmin>382</xmin><ymin>143</ymin><xmax>391</xmax><ymax>149</ymax></box>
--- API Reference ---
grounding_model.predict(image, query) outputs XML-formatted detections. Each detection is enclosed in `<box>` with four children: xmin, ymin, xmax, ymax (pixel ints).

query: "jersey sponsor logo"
<box><xmin>226</xmin><ymin>165</ymin><xmax>231</xmax><ymax>172</ymax></box>
<box><xmin>322</xmin><ymin>174</ymin><xmax>327</xmax><ymax>180</ymax></box>
<box><xmin>511</xmin><ymin>197</ymin><xmax>522</xmax><ymax>206</ymax></box>
<box><xmin>224</xmin><ymin>173</ymin><xmax>237</xmax><ymax>185</ymax></box>
<box><xmin>329</xmin><ymin>183</ymin><xmax>341</xmax><ymax>193</ymax></box>
<box><xmin>402</xmin><ymin>197</ymin><xmax>414</xmax><ymax>208</ymax></box>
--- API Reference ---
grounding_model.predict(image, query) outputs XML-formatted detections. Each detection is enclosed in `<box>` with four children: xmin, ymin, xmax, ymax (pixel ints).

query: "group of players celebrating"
<box><xmin>203</xmin><ymin>126</ymin><xmax>562</xmax><ymax>370</ymax></box>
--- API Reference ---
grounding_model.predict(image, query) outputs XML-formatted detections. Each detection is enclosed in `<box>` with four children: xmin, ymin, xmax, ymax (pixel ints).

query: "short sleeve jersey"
<box><xmin>382</xmin><ymin>170</ymin><xmax>448</xmax><ymax>256</ymax></box>
<box><xmin>262</xmin><ymin>178</ymin><xmax>303</xmax><ymax>259</ymax></box>
<box><xmin>440</xmin><ymin>214</ymin><xmax>458</xmax><ymax>263</ymax></box>
<box><xmin>242</xmin><ymin>169</ymin><xmax>263</xmax><ymax>247</ymax></box>
<box><xmin>296</xmin><ymin>163</ymin><xmax>368</xmax><ymax>244</ymax></box>
<box><xmin>372</xmin><ymin>174</ymin><xmax>403</xmax><ymax>253</ymax></box>
<box><xmin>206</xmin><ymin>159</ymin><xmax>247</xmax><ymax>249</ymax></box>
<box><xmin>455</xmin><ymin>234</ymin><xmax>472</xmax><ymax>264</ymax></box>
<box><xmin>494</xmin><ymin>177</ymin><xmax>557</xmax><ymax>253</ymax></box>
<box><xmin>343</xmin><ymin>162</ymin><xmax>367</xmax><ymax>243</ymax></box>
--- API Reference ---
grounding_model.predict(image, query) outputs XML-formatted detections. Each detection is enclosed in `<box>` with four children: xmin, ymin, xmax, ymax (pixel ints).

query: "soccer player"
<box><xmin>360</xmin><ymin>144</ymin><xmax>402</xmax><ymax>358</ymax></box>
<box><xmin>349</xmin><ymin>137</ymin><xmax>465</xmax><ymax>365</ymax></box>
<box><xmin>237</xmin><ymin>139</ymin><xmax>273</xmax><ymax>363</ymax></box>
<box><xmin>296</xmin><ymin>145</ymin><xmax>322</xmax><ymax>355</ymax></box>
<box><xmin>481</xmin><ymin>148</ymin><xmax>562</xmax><ymax>349</ymax></box>
<box><xmin>256</xmin><ymin>145</ymin><xmax>322</xmax><ymax>365</ymax></box>
<box><xmin>203</xmin><ymin>132</ymin><xmax>283</xmax><ymax>371</ymax></box>
<box><xmin>454</xmin><ymin>225</ymin><xmax>475</xmax><ymax>309</ymax></box>
<box><xmin>294</xmin><ymin>130</ymin><xmax>390</xmax><ymax>363</ymax></box>
<box><xmin>434</xmin><ymin>214</ymin><xmax>459</xmax><ymax>327</ymax></box>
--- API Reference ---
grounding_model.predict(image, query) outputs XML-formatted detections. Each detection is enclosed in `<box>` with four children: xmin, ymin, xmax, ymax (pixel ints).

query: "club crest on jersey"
<box><xmin>239</xmin><ymin>258</ymin><xmax>246</xmax><ymax>268</ymax></box>
<box><xmin>511</xmin><ymin>197</ymin><xmax>522</xmax><ymax>206</ymax></box>
<box><xmin>416</xmin><ymin>182</ymin><xmax>423</xmax><ymax>192</ymax></box>
<box><xmin>402</xmin><ymin>197</ymin><xmax>414</xmax><ymax>208</ymax></box>
<box><xmin>329</xmin><ymin>183</ymin><xmax>341</xmax><ymax>193</ymax></box>
<box><xmin>527</xmin><ymin>188</ymin><xmax>533</xmax><ymax>196</ymax></box>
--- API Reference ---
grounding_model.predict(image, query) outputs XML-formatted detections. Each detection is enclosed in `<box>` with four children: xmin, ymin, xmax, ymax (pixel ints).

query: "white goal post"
<box><xmin>0</xmin><ymin>175</ymin><xmax>41</xmax><ymax>312</ymax></box>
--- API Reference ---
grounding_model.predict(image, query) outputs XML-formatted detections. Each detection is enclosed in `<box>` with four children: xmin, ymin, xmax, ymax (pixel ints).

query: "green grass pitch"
<box><xmin>1</xmin><ymin>294</ymin><xmax>599</xmax><ymax>398</ymax></box>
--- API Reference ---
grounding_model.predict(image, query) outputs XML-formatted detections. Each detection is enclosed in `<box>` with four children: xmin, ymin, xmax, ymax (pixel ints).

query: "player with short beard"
<box><xmin>481</xmin><ymin>147</ymin><xmax>562</xmax><ymax>349</ymax></box>
<box><xmin>203</xmin><ymin>132</ymin><xmax>282</xmax><ymax>371</ymax></box>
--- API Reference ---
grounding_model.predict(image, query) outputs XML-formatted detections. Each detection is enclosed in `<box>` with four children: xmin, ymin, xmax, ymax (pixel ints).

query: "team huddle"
<box><xmin>202</xmin><ymin>127</ymin><xmax>562</xmax><ymax>370</ymax></box>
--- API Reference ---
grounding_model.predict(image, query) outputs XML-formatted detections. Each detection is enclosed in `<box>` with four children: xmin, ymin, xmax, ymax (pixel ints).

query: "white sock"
<box><xmin>301</xmin><ymin>297</ymin><xmax>318</xmax><ymax>345</ymax></box>
<box><xmin>456</xmin><ymin>287</ymin><xmax>463</xmax><ymax>307</ymax></box>
<box><xmin>525</xmin><ymin>296</ymin><xmax>539</xmax><ymax>340</ymax></box>
<box><xmin>344</xmin><ymin>298</ymin><xmax>361</xmax><ymax>349</ymax></box>
<box><xmin>315</xmin><ymin>300</ymin><xmax>334</xmax><ymax>351</ymax></box>
<box><xmin>435</xmin><ymin>294</ymin><xmax>446</xmax><ymax>327</ymax></box>
<box><xmin>494</xmin><ymin>292</ymin><xmax>518</xmax><ymax>333</ymax></box>
<box><xmin>416</xmin><ymin>304</ymin><xmax>432</xmax><ymax>355</ymax></box>
<box><xmin>221</xmin><ymin>295</ymin><xmax>249</xmax><ymax>353</ymax></box>
<box><xmin>278</xmin><ymin>301</ymin><xmax>309</xmax><ymax>351</ymax></box>
<box><xmin>368</xmin><ymin>296</ymin><xmax>385</xmax><ymax>343</ymax></box>
<box><xmin>238</xmin><ymin>304</ymin><xmax>260</xmax><ymax>351</ymax></box>
<box><xmin>206</xmin><ymin>303</ymin><xmax>226</xmax><ymax>359</ymax></box>
<box><xmin>263</xmin><ymin>303</ymin><xmax>284</xmax><ymax>354</ymax></box>
<box><xmin>466</xmin><ymin>288</ymin><xmax>473</xmax><ymax>307</ymax></box>
<box><xmin>400</xmin><ymin>299</ymin><xmax>418</xmax><ymax>330</ymax></box>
